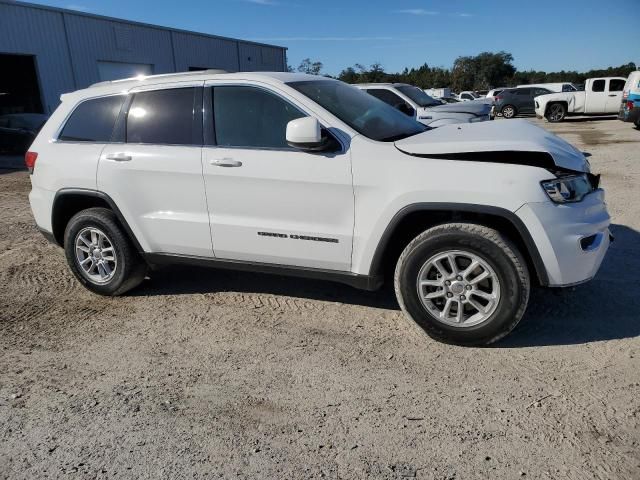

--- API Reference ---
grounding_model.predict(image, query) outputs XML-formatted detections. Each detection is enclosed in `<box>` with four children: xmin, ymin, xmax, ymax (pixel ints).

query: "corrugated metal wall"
<box><xmin>0</xmin><ymin>2</ymin><xmax>76</xmax><ymax>113</ymax></box>
<box><xmin>0</xmin><ymin>1</ymin><xmax>287</xmax><ymax>113</ymax></box>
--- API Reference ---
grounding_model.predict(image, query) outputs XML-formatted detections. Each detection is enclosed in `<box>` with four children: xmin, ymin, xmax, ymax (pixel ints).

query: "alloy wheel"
<box><xmin>416</xmin><ymin>250</ymin><xmax>501</xmax><ymax>327</ymax></box>
<box><xmin>74</xmin><ymin>227</ymin><xmax>118</xmax><ymax>284</ymax></box>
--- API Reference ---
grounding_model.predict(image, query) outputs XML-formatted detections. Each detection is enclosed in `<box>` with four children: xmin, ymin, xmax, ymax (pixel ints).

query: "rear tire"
<box><xmin>545</xmin><ymin>103</ymin><xmax>566</xmax><ymax>122</ymax></box>
<box><xmin>64</xmin><ymin>207</ymin><xmax>146</xmax><ymax>296</ymax></box>
<box><xmin>501</xmin><ymin>105</ymin><xmax>517</xmax><ymax>119</ymax></box>
<box><xmin>394</xmin><ymin>223</ymin><xmax>530</xmax><ymax>346</ymax></box>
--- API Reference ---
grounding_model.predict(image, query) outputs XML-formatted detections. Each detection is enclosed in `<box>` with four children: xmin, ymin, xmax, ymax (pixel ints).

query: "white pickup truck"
<box><xmin>535</xmin><ymin>77</ymin><xmax>627</xmax><ymax>122</ymax></box>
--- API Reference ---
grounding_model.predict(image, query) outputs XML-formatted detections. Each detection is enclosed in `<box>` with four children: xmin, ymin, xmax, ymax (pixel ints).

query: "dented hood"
<box><xmin>395</xmin><ymin>119</ymin><xmax>589</xmax><ymax>172</ymax></box>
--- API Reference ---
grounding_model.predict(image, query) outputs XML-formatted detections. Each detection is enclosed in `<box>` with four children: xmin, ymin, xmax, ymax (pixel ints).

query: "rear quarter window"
<box><xmin>59</xmin><ymin>95</ymin><xmax>125</xmax><ymax>142</ymax></box>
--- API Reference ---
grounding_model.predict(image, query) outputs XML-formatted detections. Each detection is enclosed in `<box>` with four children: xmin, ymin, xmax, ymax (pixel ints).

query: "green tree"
<box><xmin>297</xmin><ymin>58</ymin><xmax>323</xmax><ymax>75</ymax></box>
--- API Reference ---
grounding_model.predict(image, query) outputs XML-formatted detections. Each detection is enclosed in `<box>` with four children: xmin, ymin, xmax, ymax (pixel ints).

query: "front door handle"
<box><xmin>104</xmin><ymin>153</ymin><xmax>132</xmax><ymax>162</ymax></box>
<box><xmin>210</xmin><ymin>158</ymin><xmax>242</xmax><ymax>167</ymax></box>
<box><xmin>608</xmin><ymin>94</ymin><xmax>618</xmax><ymax>97</ymax></box>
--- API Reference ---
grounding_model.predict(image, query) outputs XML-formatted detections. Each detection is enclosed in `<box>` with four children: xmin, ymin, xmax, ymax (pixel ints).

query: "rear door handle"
<box><xmin>104</xmin><ymin>153</ymin><xmax>132</xmax><ymax>162</ymax></box>
<box><xmin>608</xmin><ymin>94</ymin><xmax>618</xmax><ymax>97</ymax></box>
<box><xmin>210</xmin><ymin>158</ymin><xmax>242</xmax><ymax>167</ymax></box>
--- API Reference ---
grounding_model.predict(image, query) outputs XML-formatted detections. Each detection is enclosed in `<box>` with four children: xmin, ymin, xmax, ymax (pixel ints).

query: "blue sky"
<box><xmin>36</xmin><ymin>0</ymin><xmax>638</xmax><ymax>75</ymax></box>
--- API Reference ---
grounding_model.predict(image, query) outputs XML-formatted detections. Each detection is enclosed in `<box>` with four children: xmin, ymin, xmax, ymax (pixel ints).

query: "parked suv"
<box><xmin>495</xmin><ymin>87</ymin><xmax>552</xmax><ymax>118</ymax></box>
<box><xmin>27</xmin><ymin>72</ymin><xmax>611</xmax><ymax>346</ymax></box>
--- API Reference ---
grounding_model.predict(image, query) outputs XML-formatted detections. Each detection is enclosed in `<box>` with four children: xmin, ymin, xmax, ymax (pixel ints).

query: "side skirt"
<box><xmin>144</xmin><ymin>253</ymin><xmax>384</xmax><ymax>292</ymax></box>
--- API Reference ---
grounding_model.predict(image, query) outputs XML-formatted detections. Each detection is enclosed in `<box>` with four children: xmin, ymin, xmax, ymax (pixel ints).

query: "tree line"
<box><xmin>292</xmin><ymin>52</ymin><xmax>637</xmax><ymax>92</ymax></box>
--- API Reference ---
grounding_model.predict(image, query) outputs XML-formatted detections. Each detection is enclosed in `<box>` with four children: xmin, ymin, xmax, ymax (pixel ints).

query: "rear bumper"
<box><xmin>515</xmin><ymin>190</ymin><xmax>611</xmax><ymax>287</ymax></box>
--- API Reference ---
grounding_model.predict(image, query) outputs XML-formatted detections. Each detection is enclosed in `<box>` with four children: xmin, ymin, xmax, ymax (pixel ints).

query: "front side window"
<box><xmin>366</xmin><ymin>88</ymin><xmax>406</xmax><ymax>108</ymax></box>
<box><xmin>59</xmin><ymin>95</ymin><xmax>125</xmax><ymax>142</ymax></box>
<box><xmin>592</xmin><ymin>80</ymin><xmax>606</xmax><ymax>92</ymax></box>
<box><xmin>609</xmin><ymin>79</ymin><xmax>625</xmax><ymax>92</ymax></box>
<box><xmin>288</xmin><ymin>80</ymin><xmax>426</xmax><ymax>142</ymax></box>
<box><xmin>213</xmin><ymin>86</ymin><xmax>305</xmax><ymax>149</ymax></box>
<box><xmin>395</xmin><ymin>85</ymin><xmax>441</xmax><ymax>107</ymax></box>
<box><xmin>126</xmin><ymin>88</ymin><xmax>195</xmax><ymax>145</ymax></box>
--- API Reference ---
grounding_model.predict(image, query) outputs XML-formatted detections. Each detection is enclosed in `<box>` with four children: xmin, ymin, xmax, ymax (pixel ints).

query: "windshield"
<box><xmin>395</xmin><ymin>85</ymin><xmax>441</xmax><ymax>107</ymax></box>
<box><xmin>287</xmin><ymin>80</ymin><xmax>427</xmax><ymax>142</ymax></box>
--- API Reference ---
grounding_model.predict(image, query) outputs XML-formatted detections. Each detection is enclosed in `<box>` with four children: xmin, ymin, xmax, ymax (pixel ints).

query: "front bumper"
<box><xmin>515</xmin><ymin>190</ymin><xmax>611</xmax><ymax>286</ymax></box>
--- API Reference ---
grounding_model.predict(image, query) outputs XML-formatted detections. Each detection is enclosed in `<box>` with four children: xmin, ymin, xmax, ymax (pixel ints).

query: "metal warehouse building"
<box><xmin>0</xmin><ymin>0</ymin><xmax>287</xmax><ymax>115</ymax></box>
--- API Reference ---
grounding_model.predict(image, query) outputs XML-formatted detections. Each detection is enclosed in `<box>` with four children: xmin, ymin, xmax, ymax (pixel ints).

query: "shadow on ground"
<box><xmin>133</xmin><ymin>224</ymin><xmax>640</xmax><ymax>348</ymax></box>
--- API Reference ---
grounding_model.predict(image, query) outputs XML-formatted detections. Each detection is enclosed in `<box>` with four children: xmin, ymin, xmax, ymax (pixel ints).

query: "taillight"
<box><xmin>627</xmin><ymin>101</ymin><xmax>634</xmax><ymax>110</ymax></box>
<box><xmin>495</xmin><ymin>95</ymin><xmax>503</xmax><ymax>101</ymax></box>
<box><xmin>25</xmin><ymin>151</ymin><xmax>38</xmax><ymax>173</ymax></box>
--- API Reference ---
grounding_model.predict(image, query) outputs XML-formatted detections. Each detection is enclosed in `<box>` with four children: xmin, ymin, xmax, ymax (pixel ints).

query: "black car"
<box><xmin>494</xmin><ymin>87</ymin><xmax>552</xmax><ymax>119</ymax></box>
<box><xmin>0</xmin><ymin>113</ymin><xmax>48</xmax><ymax>154</ymax></box>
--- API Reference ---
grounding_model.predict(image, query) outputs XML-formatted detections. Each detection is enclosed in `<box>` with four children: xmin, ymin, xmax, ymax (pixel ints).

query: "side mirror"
<box><xmin>286</xmin><ymin>117</ymin><xmax>328</xmax><ymax>151</ymax></box>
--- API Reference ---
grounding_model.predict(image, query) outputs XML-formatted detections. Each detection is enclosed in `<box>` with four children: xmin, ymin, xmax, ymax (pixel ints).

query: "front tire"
<box><xmin>545</xmin><ymin>103</ymin><xmax>566</xmax><ymax>122</ymax></box>
<box><xmin>501</xmin><ymin>105</ymin><xmax>517</xmax><ymax>119</ymax></box>
<box><xmin>64</xmin><ymin>207</ymin><xmax>146</xmax><ymax>296</ymax></box>
<box><xmin>394</xmin><ymin>223</ymin><xmax>530</xmax><ymax>346</ymax></box>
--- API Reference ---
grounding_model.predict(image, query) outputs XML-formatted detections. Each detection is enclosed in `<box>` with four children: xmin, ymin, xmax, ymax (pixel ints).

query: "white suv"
<box><xmin>27</xmin><ymin>71</ymin><xmax>611</xmax><ymax>345</ymax></box>
<box><xmin>354</xmin><ymin>83</ymin><xmax>492</xmax><ymax>127</ymax></box>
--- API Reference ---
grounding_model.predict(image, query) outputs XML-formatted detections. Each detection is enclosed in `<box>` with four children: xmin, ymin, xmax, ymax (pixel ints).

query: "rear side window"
<box><xmin>516</xmin><ymin>88</ymin><xmax>531</xmax><ymax>96</ymax></box>
<box><xmin>592</xmin><ymin>80</ymin><xmax>606</xmax><ymax>92</ymax></box>
<box><xmin>609</xmin><ymin>79</ymin><xmax>625</xmax><ymax>92</ymax></box>
<box><xmin>59</xmin><ymin>95</ymin><xmax>125</xmax><ymax>142</ymax></box>
<box><xmin>212</xmin><ymin>86</ymin><xmax>305</xmax><ymax>149</ymax></box>
<box><xmin>126</xmin><ymin>88</ymin><xmax>195</xmax><ymax>145</ymax></box>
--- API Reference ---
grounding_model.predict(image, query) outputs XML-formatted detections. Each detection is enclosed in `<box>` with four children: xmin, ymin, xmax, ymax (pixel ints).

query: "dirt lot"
<box><xmin>1</xmin><ymin>117</ymin><xmax>639</xmax><ymax>479</ymax></box>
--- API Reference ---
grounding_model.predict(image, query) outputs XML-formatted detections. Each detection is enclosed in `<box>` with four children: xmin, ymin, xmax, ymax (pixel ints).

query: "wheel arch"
<box><xmin>51</xmin><ymin>189</ymin><xmax>144</xmax><ymax>253</ymax></box>
<box><xmin>544</xmin><ymin>100</ymin><xmax>568</xmax><ymax>115</ymax></box>
<box><xmin>368</xmin><ymin>203</ymin><xmax>549</xmax><ymax>287</ymax></box>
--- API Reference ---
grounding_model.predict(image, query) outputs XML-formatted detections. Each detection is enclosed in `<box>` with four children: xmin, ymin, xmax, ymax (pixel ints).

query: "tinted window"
<box><xmin>127</xmin><ymin>88</ymin><xmax>195</xmax><ymax>145</ymax></box>
<box><xmin>609</xmin><ymin>79</ymin><xmax>625</xmax><ymax>92</ymax></box>
<box><xmin>562</xmin><ymin>84</ymin><xmax>577</xmax><ymax>92</ymax></box>
<box><xmin>288</xmin><ymin>80</ymin><xmax>426</xmax><ymax>142</ymax></box>
<box><xmin>461</xmin><ymin>93</ymin><xmax>473</xmax><ymax>100</ymax></box>
<box><xmin>213</xmin><ymin>86</ymin><xmax>305</xmax><ymax>148</ymax></box>
<box><xmin>516</xmin><ymin>88</ymin><xmax>531</xmax><ymax>96</ymax></box>
<box><xmin>534</xmin><ymin>88</ymin><xmax>551</xmax><ymax>96</ymax></box>
<box><xmin>592</xmin><ymin>80</ymin><xmax>606</xmax><ymax>92</ymax></box>
<box><xmin>366</xmin><ymin>89</ymin><xmax>406</xmax><ymax>107</ymax></box>
<box><xmin>395</xmin><ymin>85</ymin><xmax>440</xmax><ymax>107</ymax></box>
<box><xmin>59</xmin><ymin>95</ymin><xmax>124</xmax><ymax>142</ymax></box>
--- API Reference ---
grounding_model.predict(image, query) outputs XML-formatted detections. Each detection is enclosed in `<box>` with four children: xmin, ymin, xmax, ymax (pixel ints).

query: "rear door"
<box><xmin>201</xmin><ymin>82</ymin><xmax>354</xmax><ymax>271</ymax></box>
<box><xmin>605</xmin><ymin>78</ymin><xmax>625</xmax><ymax>113</ymax></box>
<box><xmin>586</xmin><ymin>79</ymin><xmax>608</xmax><ymax>113</ymax></box>
<box><xmin>514</xmin><ymin>88</ymin><xmax>533</xmax><ymax>113</ymax></box>
<box><xmin>98</xmin><ymin>82</ymin><xmax>213</xmax><ymax>257</ymax></box>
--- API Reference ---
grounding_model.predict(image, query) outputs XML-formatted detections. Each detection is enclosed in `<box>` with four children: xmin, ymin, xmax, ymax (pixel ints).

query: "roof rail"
<box><xmin>89</xmin><ymin>69</ymin><xmax>229</xmax><ymax>88</ymax></box>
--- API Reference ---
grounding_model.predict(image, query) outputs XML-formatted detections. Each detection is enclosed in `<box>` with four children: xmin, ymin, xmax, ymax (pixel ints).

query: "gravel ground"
<box><xmin>1</xmin><ymin>117</ymin><xmax>639</xmax><ymax>479</ymax></box>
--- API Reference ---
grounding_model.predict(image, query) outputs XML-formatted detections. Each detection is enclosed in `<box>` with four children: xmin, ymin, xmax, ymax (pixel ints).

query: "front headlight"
<box><xmin>541</xmin><ymin>174</ymin><xmax>593</xmax><ymax>203</ymax></box>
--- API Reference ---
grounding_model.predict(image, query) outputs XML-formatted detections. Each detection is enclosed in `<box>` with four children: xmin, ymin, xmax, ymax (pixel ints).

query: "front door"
<box><xmin>98</xmin><ymin>83</ymin><xmax>213</xmax><ymax>257</ymax></box>
<box><xmin>201</xmin><ymin>83</ymin><xmax>354</xmax><ymax>271</ymax></box>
